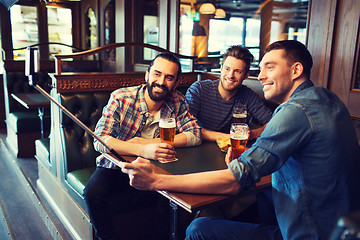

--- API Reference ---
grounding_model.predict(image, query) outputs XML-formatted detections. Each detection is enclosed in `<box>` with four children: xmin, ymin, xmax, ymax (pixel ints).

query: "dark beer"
<box><xmin>233</xmin><ymin>113</ymin><xmax>247</xmax><ymax>123</ymax></box>
<box><xmin>159</xmin><ymin>118</ymin><xmax>176</xmax><ymax>146</ymax></box>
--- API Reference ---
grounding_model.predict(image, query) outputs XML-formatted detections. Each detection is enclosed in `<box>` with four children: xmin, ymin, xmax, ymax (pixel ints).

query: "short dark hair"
<box><xmin>148</xmin><ymin>52</ymin><xmax>182</xmax><ymax>81</ymax></box>
<box><xmin>264</xmin><ymin>40</ymin><xmax>313</xmax><ymax>79</ymax></box>
<box><xmin>223</xmin><ymin>45</ymin><xmax>254</xmax><ymax>74</ymax></box>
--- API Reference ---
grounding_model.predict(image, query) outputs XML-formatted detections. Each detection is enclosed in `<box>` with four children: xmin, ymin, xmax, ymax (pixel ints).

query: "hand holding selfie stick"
<box><xmin>26</xmin><ymin>47</ymin><xmax>127</xmax><ymax>165</ymax></box>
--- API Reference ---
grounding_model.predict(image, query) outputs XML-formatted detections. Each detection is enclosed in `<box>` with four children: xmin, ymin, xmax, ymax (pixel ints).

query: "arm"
<box><xmin>106</xmin><ymin>137</ymin><xmax>176</xmax><ymax>162</ymax></box>
<box><xmin>249</xmin><ymin>124</ymin><xmax>267</xmax><ymax>140</ymax></box>
<box><xmin>172</xmin><ymin>92</ymin><xmax>202</xmax><ymax>147</ymax></box>
<box><xmin>201</xmin><ymin>128</ymin><xmax>230</xmax><ymax>142</ymax></box>
<box><xmin>126</xmin><ymin>132</ymin><xmax>193</xmax><ymax>148</ymax></box>
<box><xmin>122</xmin><ymin>157</ymin><xmax>241</xmax><ymax>195</ymax></box>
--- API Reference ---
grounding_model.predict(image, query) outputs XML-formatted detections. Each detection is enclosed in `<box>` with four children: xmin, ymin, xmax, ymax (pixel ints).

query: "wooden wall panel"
<box><xmin>306</xmin><ymin>0</ymin><xmax>337</xmax><ymax>88</ymax></box>
<box><xmin>329</xmin><ymin>0</ymin><xmax>359</xmax><ymax>106</ymax></box>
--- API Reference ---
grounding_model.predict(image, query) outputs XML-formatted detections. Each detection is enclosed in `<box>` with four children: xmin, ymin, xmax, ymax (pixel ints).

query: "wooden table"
<box><xmin>11</xmin><ymin>93</ymin><xmax>50</xmax><ymax>138</ymax></box>
<box><xmin>123</xmin><ymin>141</ymin><xmax>271</xmax><ymax>240</ymax></box>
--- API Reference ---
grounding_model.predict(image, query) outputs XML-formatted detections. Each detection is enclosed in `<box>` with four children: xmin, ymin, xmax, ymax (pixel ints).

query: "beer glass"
<box><xmin>159</xmin><ymin>117</ymin><xmax>178</xmax><ymax>162</ymax></box>
<box><xmin>159</xmin><ymin>117</ymin><xmax>176</xmax><ymax>145</ymax></box>
<box><xmin>232</xmin><ymin>104</ymin><xmax>247</xmax><ymax>123</ymax></box>
<box><xmin>230</xmin><ymin>123</ymin><xmax>249</xmax><ymax>160</ymax></box>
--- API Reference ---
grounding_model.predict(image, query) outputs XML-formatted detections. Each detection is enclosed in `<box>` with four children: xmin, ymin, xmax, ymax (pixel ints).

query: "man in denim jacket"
<box><xmin>122</xmin><ymin>40</ymin><xmax>360</xmax><ymax>240</ymax></box>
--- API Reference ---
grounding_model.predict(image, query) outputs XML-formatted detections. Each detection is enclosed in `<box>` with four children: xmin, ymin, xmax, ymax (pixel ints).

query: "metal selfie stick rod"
<box><xmin>32</xmin><ymin>83</ymin><xmax>127</xmax><ymax>163</ymax></box>
<box><xmin>26</xmin><ymin>47</ymin><xmax>127</xmax><ymax>164</ymax></box>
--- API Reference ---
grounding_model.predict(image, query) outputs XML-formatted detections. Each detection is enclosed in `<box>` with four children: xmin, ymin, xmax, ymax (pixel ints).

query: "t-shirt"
<box><xmin>185</xmin><ymin>79</ymin><xmax>273</xmax><ymax>133</ymax></box>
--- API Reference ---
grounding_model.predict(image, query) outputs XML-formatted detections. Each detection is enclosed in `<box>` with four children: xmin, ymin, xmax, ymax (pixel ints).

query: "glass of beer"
<box><xmin>230</xmin><ymin>123</ymin><xmax>249</xmax><ymax>160</ymax></box>
<box><xmin>159</xmin><ymin>117</ymin><xmax>178</xmax><ymax>162</ymax></box>
<box><xmin>233</xmin><ymin>104</ymin><xmax>247</xmax><ymax>123</ymax></box>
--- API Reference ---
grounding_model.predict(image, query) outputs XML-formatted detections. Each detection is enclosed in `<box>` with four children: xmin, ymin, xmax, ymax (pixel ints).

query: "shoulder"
<box><xmin>270</xmin><ymin>102</ymin><xmax>313</xmax><ymax>133</ymax></box>
<box><xmin>111</xmin><ymin>85</ymin><xmax>142</xmax><ymax>99</ymax></box>
<box><xmin>172</xmin><ymin>90</ymin><xmax>186</xmax><ymax>101</ymax></box>
<box><xmin>235</xmin><ymin>84</ymin><xmax>263</xmax><ymax>102</ymax></box>
<box><xmin>189</xmin><ymin>79</ymin><xmax>218</xmax><ymax>90</ymax></box>
<box><xmin>290</xmin><ymin>86</ymin><xmax>341</xmax><ymax>108</ymax></box>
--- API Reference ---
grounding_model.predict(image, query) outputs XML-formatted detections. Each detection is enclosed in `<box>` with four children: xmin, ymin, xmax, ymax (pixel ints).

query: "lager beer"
<box><xmin>232</xmin><ymin>104</ymin><xmax>247</xmax><ymax>124</ymax></box>
<box><xmin>159</xmin><ymin>117</ymin><xmax>176</xmax><ymax>146</ymax></box>
<box><xmin>230</xmin><ymin>123</ymin><xmax>249</xmax><ymax>160</ymax></box>
<box><xmin>230</xmin><ymin>136</ymin><xmax>248</xmax><ymax>159</ymax></box>
<box><xmin>233</xmin><ymin>113</ymin><xmax>247</xmax><ymax>123</ymax></box>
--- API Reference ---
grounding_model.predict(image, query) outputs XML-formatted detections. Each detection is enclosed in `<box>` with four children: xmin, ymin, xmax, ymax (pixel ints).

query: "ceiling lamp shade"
<box><xmin>199</xmin><ymin>3</ymin><xmax>216</xmax><ymax>14</ymax></box>
<box><xmin>214</xmin><ymin>8</ymin><xmax>226</xmax><ymax>18</ymax></box>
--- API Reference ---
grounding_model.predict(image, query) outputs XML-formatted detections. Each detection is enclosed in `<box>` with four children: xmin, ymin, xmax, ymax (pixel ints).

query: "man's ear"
<box><xmin>145</xmin><ymin>71</ymin><xmax>149</xmax><ymax>82</ymax></box>
<box><xmin>292</xmin><ymin>62</ymin><xmax>303</xmax><ymax>80</ymax></box>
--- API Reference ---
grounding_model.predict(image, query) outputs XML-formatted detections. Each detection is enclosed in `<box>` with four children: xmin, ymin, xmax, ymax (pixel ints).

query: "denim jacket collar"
<box><xmin>289</xmin><ymin>80</ymin><xmax>314</xmax><ymax>99</ymax></box>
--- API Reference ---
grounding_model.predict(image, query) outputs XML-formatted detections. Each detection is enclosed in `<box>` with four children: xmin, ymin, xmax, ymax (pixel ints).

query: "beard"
<box><xmin>146</xmin><ymin>80</ymin><xmax>172</xmax><ymax>102</ymax></box>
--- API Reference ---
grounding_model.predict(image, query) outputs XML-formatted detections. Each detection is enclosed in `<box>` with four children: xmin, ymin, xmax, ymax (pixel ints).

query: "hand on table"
<box><xmin>141</xmin><ymin>142</ymin><xmax>176</xmax><ymax>162</ymax></box>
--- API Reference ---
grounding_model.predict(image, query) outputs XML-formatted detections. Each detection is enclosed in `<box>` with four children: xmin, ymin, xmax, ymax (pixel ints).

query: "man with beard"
<box><xmin>84</xmin><ymin>52</ymin><xmax>201</xmax><ymax>240</ymax></box>
<box><xmin>185</xmin><ymin>45</ymin><xmax>273</xmax><ymax>141</ymax></box>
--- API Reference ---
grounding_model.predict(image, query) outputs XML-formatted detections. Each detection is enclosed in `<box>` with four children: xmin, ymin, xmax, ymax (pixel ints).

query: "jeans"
<box><xmin>186</xmin><ymin>217</ymin><xmax>282</xmax><ymax>240</ymax></box>
<box><xmin>83</xmin><ymin>167</ymin><xmax>169</xmax><ymax>240</ymax></box>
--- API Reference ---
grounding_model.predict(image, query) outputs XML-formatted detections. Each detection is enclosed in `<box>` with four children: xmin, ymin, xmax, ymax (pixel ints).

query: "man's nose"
<box><xmin>158</xmin><ymin>75</ymin><xmax>166</xmax><ymax>85</ymax></box>
<box><xmin>258</xmin><ymin>69</ymin><xmax>265</xmax><ymax>81</ymax></box>
<box><xmin>227</xmin><ymin>69</ymin><xmax>235</xmax><ymax>78</ymax></box>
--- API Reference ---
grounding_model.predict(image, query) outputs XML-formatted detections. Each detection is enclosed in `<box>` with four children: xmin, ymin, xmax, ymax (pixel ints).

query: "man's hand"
<box><xmin>141</xmin><ymin>143</ymin><xmax>176</xmax><ymax>162</ymax></box>
<box><xmin>121</xmin><ymin>157</ymin><xmax>156</xmax><ymax>191</ymax></box>
<box><xmin>225</xmin><ymin>146</ymin><xmax>233</xmax><ymax>165</ymax></box>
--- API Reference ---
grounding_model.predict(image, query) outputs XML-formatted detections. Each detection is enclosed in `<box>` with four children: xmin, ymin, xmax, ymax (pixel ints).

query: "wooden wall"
<box><xmin>308</xmin><ymin>0</ymin><xmax>360</xmax><ymax>118</ymax></box>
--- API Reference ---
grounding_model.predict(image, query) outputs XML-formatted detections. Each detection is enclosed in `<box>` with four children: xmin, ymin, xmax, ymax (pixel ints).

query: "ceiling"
<box><xmin>184</xmin><ymin>0</ymin><xmax>309</xmax><ymax>28</ymax></box>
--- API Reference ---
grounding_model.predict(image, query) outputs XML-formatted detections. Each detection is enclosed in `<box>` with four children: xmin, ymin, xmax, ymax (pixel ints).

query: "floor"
<box><xmin>0</xmin><ymin>130</ymin><xmax>72</xmax><ymax>240</ymax></box>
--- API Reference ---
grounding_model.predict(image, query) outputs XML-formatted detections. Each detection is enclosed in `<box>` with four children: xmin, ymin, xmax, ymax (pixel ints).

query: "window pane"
<box><xmin>179</xmin><ymin>0</ymin><xmax>309</xmax><ymax>75</ymax></box>
<box><xmin>142</xmin><ymin>0</ymin><xmax>159</xmax><ymax>61</ymax></box>
<box><xmin>104</xmin><ymin>0</ymin><xmax>115</xmax><ymax>61</ymax></box>
<box><xmin>47</xmin><ymin>7</ymin><xmax>73</xmax><ymax>56</ymax></box>
<box><xmin>85</xmin><ymin>7</ymin><xmax>97</xmax><ymax>49</ymax></box>
<box><xmin>10</xmin><ymin>5</ymin><xmax>38</xmax><ymax>60</ymax></box>
<box><xmin>209</xmin><ymin>18</ymin><xmax>244</xmax><ymax>54</ymax></box>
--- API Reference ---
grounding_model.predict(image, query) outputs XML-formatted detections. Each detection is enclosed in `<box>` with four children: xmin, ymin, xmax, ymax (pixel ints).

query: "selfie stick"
<box><xmin>26</xmin><ymin>47</ymin><xmax>127</xmax><ymax>164</ymax></box>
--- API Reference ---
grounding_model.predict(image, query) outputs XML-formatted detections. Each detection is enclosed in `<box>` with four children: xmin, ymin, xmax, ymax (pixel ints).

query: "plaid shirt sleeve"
<box><xmin>167</xmin><ymin>91</ymin><xmax>202</xmax><ymax>145</ymax></box>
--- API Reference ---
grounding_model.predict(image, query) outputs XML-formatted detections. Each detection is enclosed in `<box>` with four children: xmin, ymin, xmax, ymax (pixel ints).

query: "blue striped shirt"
<box><xmin>185</xmin><ymin>79</ymin><xmax>272</xmax><ymax>133</ymax></box>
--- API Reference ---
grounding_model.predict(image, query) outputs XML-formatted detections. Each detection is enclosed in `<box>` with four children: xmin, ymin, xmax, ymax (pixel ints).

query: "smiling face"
<box><xmin>145</xmin><ymin>57</ymin><xmax>179</xmax><ymax>102</ymax></box>
<box><xmin>258</xmin><ymin>49</ymin><xmax>302</xmax><ymax>104</ymax></box>
<box><xmin>219</xmin><ymin>56</ymin><xmax>249</xmax><ymax>94</ymax></box>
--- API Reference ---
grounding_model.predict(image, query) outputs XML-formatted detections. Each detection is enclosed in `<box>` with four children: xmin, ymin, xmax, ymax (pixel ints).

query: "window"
<box><xmin>104</xmin><ymin>0</ymin><xmax>115</xmax><ymax>61</ymax></box>
<box><xmin>9</xmin><ymin>3</ymin><xmax>76</xmax><ymax>60</ymax></box>
<box><xmin>47</xmin><ymin>7</ymin><xmax>73</xmax><ymax>56</ymax></box>
<box><xmin>179</xmin><ymin>0</ymin><xmax>309</xmax><ymax>75</ymax></box>
<box><xmin>85</xmin><ymin>7</ymin><xmax>97</xmax><ymax>50</ymax></box>
<box><xmin>143</xmin><ymin>0</ymin><xmax>159</xmax><ymax>60</ymax></box>
<box><xmin>10</xmin><ymin>5</ymin><xmax>38</xmax><ymax>60</ymax></box>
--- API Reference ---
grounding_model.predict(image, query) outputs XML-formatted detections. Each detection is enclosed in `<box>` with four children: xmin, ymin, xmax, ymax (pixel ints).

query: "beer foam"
<box><xmin>230</xmin><ymin>135</ymin><xmax>248</xmax><ymax>140</ymax></box>
<box><xmin>233</xmin><ymin>113</ymin><xmax>247</xmax><ymax>118</ymax></box>
<box><xmin>159</xmin><ymin>118</ymin><xmax>176</xmax><ymax>128</ymax></box>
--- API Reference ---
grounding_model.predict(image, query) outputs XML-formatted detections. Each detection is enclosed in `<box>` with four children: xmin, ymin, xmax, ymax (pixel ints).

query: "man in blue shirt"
<box><xmin>185</xmin><ymin>45</ymin><xmax>273</xmax><ymax>141</ymax></box>
<box><xmin>121</xmin><ymin>40</ymin><xmax>360</xmax><ymax>239</ymax></box>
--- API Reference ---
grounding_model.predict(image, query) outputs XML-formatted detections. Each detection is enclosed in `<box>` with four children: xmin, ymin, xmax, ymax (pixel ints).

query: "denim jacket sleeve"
<box><xmin>228</xmin><ymin>101</ymin><xmax>313</xmax><ymax>189</ymax></box>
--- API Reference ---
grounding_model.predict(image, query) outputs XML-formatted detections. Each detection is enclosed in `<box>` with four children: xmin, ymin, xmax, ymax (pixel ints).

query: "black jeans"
<box><xmin>83</xmin><ymin>167</ymin><xmax>169</xmax><ymax>240</ymax></box>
